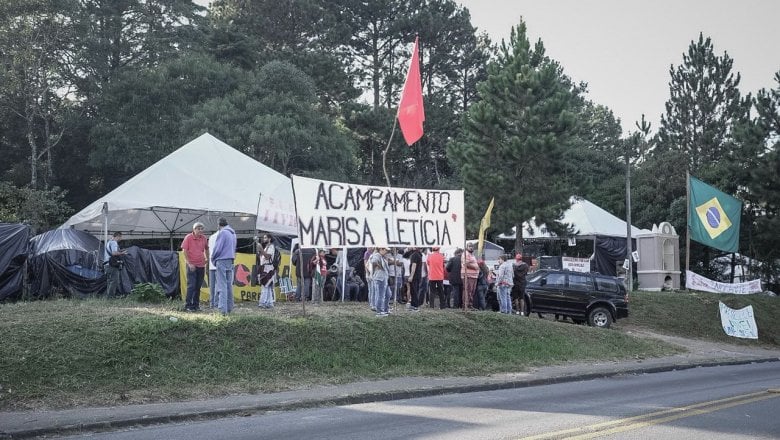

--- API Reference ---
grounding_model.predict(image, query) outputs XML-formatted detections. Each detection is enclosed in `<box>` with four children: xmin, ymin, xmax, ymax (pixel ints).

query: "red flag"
<box><xmin>397</xmin><ymin>36</ymin><xmax>425</xmax><ymax>146</ymax></box>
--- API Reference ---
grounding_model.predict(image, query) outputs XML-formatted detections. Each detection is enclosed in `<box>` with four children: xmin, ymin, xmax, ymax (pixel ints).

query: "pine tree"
<box><xmin>447</xmin><ymin>21</ymin><xmax>580</xmax><ymax>250</ymax></box>
<box><xmin>655</xmin><ymin>33</ymin><xmax>749</xmax><ymax>172</ymax></box>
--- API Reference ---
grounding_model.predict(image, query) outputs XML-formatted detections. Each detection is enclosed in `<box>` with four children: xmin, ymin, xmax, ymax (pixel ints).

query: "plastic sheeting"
<box><xmin>0</xmin><ymin>223</ymin><xmax>31</xmax><ymax>301</ymax></box>
<box><xmin>594</xmin><ymin>236</ymin><xmax>636</xmax><ymax>277</ymax></box>
<box><xmin>25</xmin><ymin>229</ymin><xmax>180</xmax><ymax>299</ymax></box>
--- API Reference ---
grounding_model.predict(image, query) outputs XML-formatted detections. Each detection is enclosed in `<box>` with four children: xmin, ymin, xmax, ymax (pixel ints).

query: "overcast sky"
<box><xmin>457</xmin><ymin>0</ymin><xmax>780</xmax><ymax>134</ymax></box>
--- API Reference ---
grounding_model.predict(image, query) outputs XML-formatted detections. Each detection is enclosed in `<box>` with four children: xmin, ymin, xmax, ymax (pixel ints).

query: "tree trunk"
<box><xmin>514</xmin><ymin>222</ymin><xmax>524</xmax><ymax>254</ymax></box>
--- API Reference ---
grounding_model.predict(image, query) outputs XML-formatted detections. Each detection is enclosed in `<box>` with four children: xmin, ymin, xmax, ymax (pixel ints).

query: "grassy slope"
<box><xmin>622</xmin><ymin>290</ymin><xmax>780</xmax><ymax>346</ymax></box>
<box><xmin>1</xmin><ymin>290</ymin><xmax>777</xmax><ymax>410</ymax></box>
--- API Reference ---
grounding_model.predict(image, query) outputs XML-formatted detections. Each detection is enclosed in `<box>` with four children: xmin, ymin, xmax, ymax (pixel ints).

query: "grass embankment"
<box><xmin>1</xmin><ymin>290</ymin><xmax>777</xmax><ymax>410</ymax></box>
<box><xmin>1</xmin><ymin>299</ymin><xmax>674</xmax><ymax>410</ymax></box>
<box><xmin>622</xmin><ymin>290</ymin><xmax>780</xmax><ymax>346</ymax></box>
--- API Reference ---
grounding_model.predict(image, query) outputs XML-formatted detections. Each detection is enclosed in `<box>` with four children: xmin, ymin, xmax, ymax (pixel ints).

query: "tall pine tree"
<box><xmin>448</xmin><ymin>21</ymin><xmax>580</xmax><ymax>250</ymax></box>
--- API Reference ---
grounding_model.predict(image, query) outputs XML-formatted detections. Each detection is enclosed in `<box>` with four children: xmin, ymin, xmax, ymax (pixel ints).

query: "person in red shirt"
<box><xmin>181</xmin><ymin>222</ymin><xmax>208</xmax><ymax>312</ymax></box>
<box><xmin>426</xmin><ymin>247</ymin><xmax>446</xmax><ymax>309</ymax></box>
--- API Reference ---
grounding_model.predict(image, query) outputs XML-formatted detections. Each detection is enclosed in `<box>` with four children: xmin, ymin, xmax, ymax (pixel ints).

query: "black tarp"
<box><xmin>0</xmin><ymin>223</ymin><xmax>31</xmax><ymax>301</ymax></box>
<box><xmin>594</xmin><ymin>236</ymin><xmax>636</xmax><ymax>277</ymax></box>
<box><xmin>28</xmin><ymin>229</ymin><xmax>179</xmax><ymax>299</ymax></box>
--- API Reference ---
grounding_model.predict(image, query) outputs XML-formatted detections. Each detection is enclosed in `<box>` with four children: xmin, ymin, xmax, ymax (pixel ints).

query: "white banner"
<box><xmin>719</xmin><ymin>301</ymin><xmax>758</xmax><ymax>339</ymax></box>
<box><xmin>562</xmin><ymin>256</ymin><xmax>590</xmax><ymax>273</ymax></box>
<box><xmin>291</xmin><ymin>175</ymin><xmax>465</xmax><ymax>249</ymax></box>
<box><xmin>686</xmin><ymin>270</ymin><xmax>762</xmax><ymax>294</ymax></box>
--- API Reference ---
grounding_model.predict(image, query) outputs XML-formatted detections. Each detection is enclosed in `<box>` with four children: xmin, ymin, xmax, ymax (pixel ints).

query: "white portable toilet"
<box><xmin>636</xmin><ymin>222</ymin><xmax>681</xmax><ymax>291</ymax></box>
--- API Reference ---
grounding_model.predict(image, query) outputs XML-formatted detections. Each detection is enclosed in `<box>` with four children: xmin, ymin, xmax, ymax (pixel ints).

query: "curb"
<box><xmin>3</xmin><ymin>357</ymin><xmax>778</xmax><ymax>439</ymax></box>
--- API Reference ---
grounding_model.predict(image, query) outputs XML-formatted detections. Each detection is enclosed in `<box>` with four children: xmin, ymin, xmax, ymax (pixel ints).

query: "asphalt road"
<box><xmin>55</xmin><ymin>362</ymin><xmax>780</xmax><ymax>440</ymax></box>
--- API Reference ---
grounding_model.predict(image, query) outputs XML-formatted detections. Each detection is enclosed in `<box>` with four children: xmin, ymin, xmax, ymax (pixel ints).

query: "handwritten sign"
<box><xmin>291</xmin><ymin>175</ymin><xmax>465</xmax><ymax>248</ymax></box>
<box><xmin>719</xmin><ymin>301</ymin><xmax>758</xmax><ymax>339</ymax></box>
<box><xmin>686</xmin><ymin>270</ymin><xmax>762</xmax><ymax>294</ymax></box>
<box><xmin>562</xmin><ymin>256</ymin><xmax>590</xmax><ymax>273</ymax></box>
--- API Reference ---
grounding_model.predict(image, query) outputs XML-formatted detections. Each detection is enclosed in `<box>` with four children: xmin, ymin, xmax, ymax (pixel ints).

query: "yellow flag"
<box><xmin>477</xmin><ymin>197</ymin><xmax>494</xmax><ymax>258</ymax></box>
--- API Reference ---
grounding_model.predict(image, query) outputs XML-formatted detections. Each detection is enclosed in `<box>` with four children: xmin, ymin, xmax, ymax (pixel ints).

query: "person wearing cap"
<box><xmin>211</xmin><ymin>217</ymin><xmax>237</xmax><ymax>315</ymax></box>
<box><xmin>426</xmin><ymin>247</ymin><xmax>446</xmax><ymax>309</ymax></box>
<box><xmin>181</xmin><ymin>222</ymin><xmax>208</xmax><ymax>312</ymax></box>
<box><xmin>512</xmin><ymin>253</ymin><xmax>530</xmax><ymax>315</ymax></box>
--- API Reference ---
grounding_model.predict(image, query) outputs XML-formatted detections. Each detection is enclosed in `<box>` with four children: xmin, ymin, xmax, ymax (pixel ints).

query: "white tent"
<box><xmin>497</xmin><ymin>197</ymin><xmax>648</xmax><ymax>240</ymax></box>
<box><xmin>61</xmin><ymin>133</ymin><xmax>297</xmax><ymax>240</ymax></box>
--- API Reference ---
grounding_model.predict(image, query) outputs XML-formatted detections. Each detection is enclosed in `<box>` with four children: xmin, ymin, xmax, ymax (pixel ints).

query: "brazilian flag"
<box><xmin>688</xmin><ymin>176</ymin><xmax>742</xmax><ymax>253</ymax></box>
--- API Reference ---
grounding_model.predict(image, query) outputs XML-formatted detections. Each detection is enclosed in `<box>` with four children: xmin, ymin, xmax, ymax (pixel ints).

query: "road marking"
<box><xmin>519</xmin><ymin>390</ymin><xmax>780</xmax><ymax>440</ymax></box>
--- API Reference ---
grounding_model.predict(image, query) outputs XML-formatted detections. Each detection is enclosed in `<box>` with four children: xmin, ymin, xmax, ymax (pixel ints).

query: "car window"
<box><xmin>568</xmin><ymin>274</ymin><xmax>591</xmax><ymax>291</ymax></box>
<box><xmin>595</xmin><ymin>277</ymin><xmax>619</xmax><ymax>292</ymax></box>
<box><xmin>528</xmin><ymin>272</ymin><xmax>546</xmax><ymax>284</ymax></box>
<box><xmin>546</xmin><ymin>273</ymin><xmax>566</xmax><ymax>287</ymax></box>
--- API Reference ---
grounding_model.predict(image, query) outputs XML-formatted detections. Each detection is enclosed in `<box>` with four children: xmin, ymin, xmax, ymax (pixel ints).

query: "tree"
<box><xmin>89</xmin><ymin>54</ymin><xmax>244</xmax><ymax>189</ymax></box>
<box><xmin>0</xmin><ymin>0</ymin><xmax>77</xmax><ymax>189</ymax></box>
<box><xmin>742</xmin><ymin>71</ymin><xmax>780</xmax><ymax>286</ymax></box>
<box><xmin>67</xmin><ymin>0</ymin><xmax>207</xmax><ymax>104</ymax></box>
<box><xmin>0</xmin><ymin>182</ymin><xmax>72</xmax><ymax>233</ymax></box>
<box><xmin>183</xmin><ymin>61</ymin><xmax>358</xmax><ymax>181</ymax></box>
<box><xmin>208</xmin><ymin>0</ymin><xmax>358</xmax><ymax>110</ymax></box>
<box><xmin>655</xmin><ymin>33</ymin><xmax>749</xmax><ymax>172</ymax></box>
<box><xmin>447</xmin><ymin>21</ymin><xmax>581</xmax><ymax>250</ymax></box>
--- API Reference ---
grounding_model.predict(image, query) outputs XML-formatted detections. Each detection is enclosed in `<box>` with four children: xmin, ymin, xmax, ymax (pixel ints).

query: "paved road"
<box><xmin>52</xmin><ymin>362</ymin><xmax>780</xmax><ymax>439</ymax></box>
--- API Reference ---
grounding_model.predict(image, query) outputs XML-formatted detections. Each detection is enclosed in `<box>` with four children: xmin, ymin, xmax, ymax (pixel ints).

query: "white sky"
<box><xmin>457</xmin><ymin>0</ymin><xmax>780</xmax><ymax>135</ymax></box>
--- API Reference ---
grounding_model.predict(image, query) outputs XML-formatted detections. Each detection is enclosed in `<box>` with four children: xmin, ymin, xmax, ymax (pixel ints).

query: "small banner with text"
<box><xmin>719</xmin><ymin>301</ymin><xmax>758</xmax><ymax>339</ymax></box>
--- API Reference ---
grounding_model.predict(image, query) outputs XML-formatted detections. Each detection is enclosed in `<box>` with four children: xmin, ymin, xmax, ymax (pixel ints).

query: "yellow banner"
<box><xmin>178</xmin><ymin>251</ymin><xmax>292</xmax><ymax>303</ymax></box>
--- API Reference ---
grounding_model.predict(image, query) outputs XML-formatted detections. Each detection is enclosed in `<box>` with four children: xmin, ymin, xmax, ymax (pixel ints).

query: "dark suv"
<box><xmin>523</xmin><ymin>270</ymin><xmax>628</xmax><ymax>328</ymax></box>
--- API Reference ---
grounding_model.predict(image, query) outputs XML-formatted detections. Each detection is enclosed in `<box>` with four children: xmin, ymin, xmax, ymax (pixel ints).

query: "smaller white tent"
<box><xmin>498</xmin><ymin>197</ymin><xmax>648</xmax><ymax>240</ymax></box>
<box><xmin>62</xmin><ymin>133</ymin><xmax>297</xmax><ymax>239</ymax></box>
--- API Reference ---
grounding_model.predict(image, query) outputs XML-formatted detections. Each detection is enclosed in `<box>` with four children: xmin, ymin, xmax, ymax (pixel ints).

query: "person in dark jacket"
<box><xmin>291</xmin><ymin>244</ymin><xmax>316</xmax><ymax>301</ymax></box>
<box><xmin>446</xmin><ymin>249</ymin><xmax>464</xmax><ymax>309</ymax></box>
<box><xmin>512</xmin><ymin>253</ymin><xmax>529</xmax><ymax>315</ymax></box>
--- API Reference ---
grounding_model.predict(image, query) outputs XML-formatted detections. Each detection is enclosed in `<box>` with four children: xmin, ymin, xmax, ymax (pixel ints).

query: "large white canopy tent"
<box><xmin>497</xmin><ymin>197</ymin><xmax>648</xmax><ymax>240</ymax></box>
<box><xmin>497</xmin><ymin>197</ymin><xmax>650</xmax><ymax>276</ymax></box>
<box><xmin>61</xmin><ymin>133</ymin><xmax>297</xmax><ymax>244</ymax></box>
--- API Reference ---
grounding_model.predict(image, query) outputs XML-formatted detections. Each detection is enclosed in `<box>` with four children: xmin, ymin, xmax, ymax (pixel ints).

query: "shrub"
<box><xmin>129</xmin><ymin>283</ymin><xmax>166</xmax><ymax>303</ymax></box>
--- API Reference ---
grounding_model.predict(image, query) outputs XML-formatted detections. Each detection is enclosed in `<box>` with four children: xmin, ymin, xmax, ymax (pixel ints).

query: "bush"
<box><xmin>129</xmin><ymin>283</ymin><xmax>166</xmax><ymax>303</ymax></box>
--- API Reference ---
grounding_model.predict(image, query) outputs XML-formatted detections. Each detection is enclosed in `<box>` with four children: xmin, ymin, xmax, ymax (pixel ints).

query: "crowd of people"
<box><xmin>291</xmin><ymin>242</ymin><xmax>532</xmax><ymax>318</ymax></box>
<box><xmin>106</xmin><ymin>220</ymin><xmax>531</xmax><ymax>317</ymax></box>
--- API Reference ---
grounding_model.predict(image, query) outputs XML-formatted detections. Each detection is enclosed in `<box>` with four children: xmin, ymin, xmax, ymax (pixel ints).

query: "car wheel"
<box><xmin>587</xmin><ymin>307</ymin><xmax>612</xmax><ymax>328</ymax></box>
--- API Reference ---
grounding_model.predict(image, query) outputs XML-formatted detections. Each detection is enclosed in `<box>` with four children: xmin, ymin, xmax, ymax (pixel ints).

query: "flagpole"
<box><xmin>382</xmin><ymin>118</ymin><xmax>398</xmax><ymax>187</ymax></box>
<box><xmin>685</xmin><ymin>171</ymin><xmax>691</xmax><ymax>279</ymax></box>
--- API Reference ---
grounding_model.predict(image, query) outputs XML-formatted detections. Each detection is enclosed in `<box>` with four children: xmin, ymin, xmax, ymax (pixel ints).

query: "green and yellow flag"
<box><xmin>477</xmin><ymin>197</ymin><xmax>494</xmax><ymax>258</ymax></box>
<box><xmin>688</xmin><ymin>176</ymin><xmax>741</xmax><ymax>253</ymax></box>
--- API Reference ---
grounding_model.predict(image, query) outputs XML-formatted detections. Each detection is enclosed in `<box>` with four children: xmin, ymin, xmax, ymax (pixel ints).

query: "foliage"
<box><xmin>89</xmin><ymin>54</ymin><xmax>244</xmax><ymax>186</ymax></box>
<box><xmin>655</xmin><ymin>33</ymin><xmax>749</xmax><ymax>172</ymax></box>
<box><xmin>129</xmin><ymin>283</ymin><xmax>167</xmax><ymax>304</ymax></box>
<box><xmin>0</xmin><ymin>182</ymin><xmax>72</xmax><ymax>233</ymax></box>
<box><xmin>448</xmin><ymin>20</ymin><xmax>581</xmax><ymax>244</ymax></box>
<box><xmin>183</xmin><ymin>60</ymin><xmax>359</xmax><ymax>180</ymax></box>
<box><xmin>0</xmin><ymin>0</ymin><xmax>78</xmax><ymax>190</ymax></box>
<box><xmin>742</xmin><ymin>71</ymin><xmax>780</xmax><ymax>281</ymax></box>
